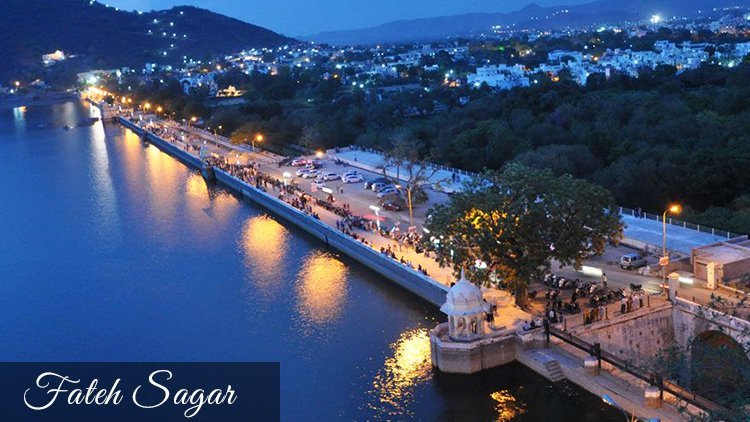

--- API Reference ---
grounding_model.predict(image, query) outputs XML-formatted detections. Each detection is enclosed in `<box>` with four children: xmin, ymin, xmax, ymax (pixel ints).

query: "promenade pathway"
<box><xmin>120</xmin><ymin>110</ymin><xmax>746</xmax><ymax>320</ymax></box>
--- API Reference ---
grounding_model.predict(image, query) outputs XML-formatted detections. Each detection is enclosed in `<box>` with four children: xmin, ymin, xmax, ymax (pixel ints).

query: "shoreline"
<box><xmin>0</xmin><ymin>92</ymin><xmax>78</xmax><ymax>110</ymax></box>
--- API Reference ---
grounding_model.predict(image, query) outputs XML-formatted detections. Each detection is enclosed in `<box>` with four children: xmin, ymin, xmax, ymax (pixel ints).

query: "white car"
<box><xmin>341</xmin><ymin>174</ymin><xmax>364</xmax><ymax>183</ymax></box>
<box><xmin>296</xmin><ymin>168</ymin><xmax>312</xmax><ymax>176</ymax></box>
<box><xmin>370</xmin><ymin>182</ymin><xmax>392</xmax><ymax>192</ymax></box>
<box><xmin>301</xmin><ymin>170</ymin><xmax>319</xmax><ymax>178</ymax></box>
<box><xmin>318</xmin><ymin>172</ymin><xmax>339</xmax><ymax>181</ymax></box>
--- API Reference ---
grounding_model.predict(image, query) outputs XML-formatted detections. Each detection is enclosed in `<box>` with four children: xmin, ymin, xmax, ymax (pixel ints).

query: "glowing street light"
<box><xmin>661</xmin><ymin>203</ymin><xmax>682</xmax><ymax>294</ymax></box>
<box><xmin>282</xmin><ymin>171</ymin><xmax>291</xmax><ymax>187</ymax></box>
<box><xmin>156</xmin><ymin>106</ymin><xmax>163</xmax><ymax>113</ymax></box>
<box><xmin>252</xmin><ymin>133</ymin><xmax>263</xmax><ymax>152</ymax></box>
<box><xmin>315</xmin><ymin>150</ymin><xmax>324</xmax><ymax>159</ymax></box>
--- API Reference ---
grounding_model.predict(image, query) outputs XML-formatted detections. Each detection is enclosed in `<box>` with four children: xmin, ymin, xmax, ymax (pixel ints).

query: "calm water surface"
<box><xmin>0</xmin><ymin>102</ymin><xmax>621</xmax><ymax>421</ymax></box>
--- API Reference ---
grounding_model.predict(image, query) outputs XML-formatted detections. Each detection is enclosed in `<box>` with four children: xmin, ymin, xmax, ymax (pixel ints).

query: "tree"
<box><xmin>379</xmin><ymin>134</ymin><xmax>441</xmax><ymax>227</ymax></box>
<box><xmin>422</xmin><ymin>164</ymin><xmax>623</xmax><ymax>307</ymax></box>
<box><xmin>299</xmin><ymin>126</ymin><xmax>321</xmax><ymax>153</ymax></box>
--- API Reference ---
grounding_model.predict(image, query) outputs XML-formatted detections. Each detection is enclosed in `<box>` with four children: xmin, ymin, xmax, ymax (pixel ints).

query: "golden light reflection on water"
<box><xmin>296</xmin><ymin>252</ymin><xmax>348</xmax><ymax>325</ymax></box>
<box><xmin>240</xmin><ymin>215</ymin><xmax>289</xmax><ymax>295</ymax></box>
<box><xmin>491</xmin><ymin>389</ymin><xmax>526</xmax><ymax>421</ymax></box>
<box><xmin>185</xmin><ymin>172</ymin><xmax>209</xmax><ymax>199</ymax></box>
<box><xmin>370</xmin><ymin>328</ymin><xmax>432</xmax><ymax>417</ymax></box>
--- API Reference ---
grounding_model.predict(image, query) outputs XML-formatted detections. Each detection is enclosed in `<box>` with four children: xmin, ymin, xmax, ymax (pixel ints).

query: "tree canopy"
<box><xmin>422</xmin><ymin>164</ymin><xmax>623</xmax><ymax>306</ymax></box>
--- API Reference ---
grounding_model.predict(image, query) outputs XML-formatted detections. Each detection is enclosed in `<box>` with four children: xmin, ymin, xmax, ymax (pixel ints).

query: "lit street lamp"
<box><xmin>661</xmin><ymin>203</ymin><xmax>682</xmax><ymax>293</ymax></box>
<box><xmin>282</xmin><ymin>171</ymin><xmax>291</xmax><ymax>187</ymax></box>
<box><xmin>253</xmin><ymin>133</ymin><xmax>263</xmax><ymax>152</ymax></box>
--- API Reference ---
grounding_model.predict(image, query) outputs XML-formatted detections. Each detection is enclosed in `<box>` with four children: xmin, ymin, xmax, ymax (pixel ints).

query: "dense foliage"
<box><xmin>106</xmin><ymin>54</ymin><xmax>750</xmax><ymax>234</ymax></box>
<box><xmin>421</xmin><ymin>164</ymin><xmax>623</xmax><ymax>306</ymax></box>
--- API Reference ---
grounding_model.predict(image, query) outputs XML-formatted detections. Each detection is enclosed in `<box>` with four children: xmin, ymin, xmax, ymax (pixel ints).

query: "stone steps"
<box><xmin>544</xmin><ymin>360</ymin><xmax>565</xmax><ymax>382</ymax></box>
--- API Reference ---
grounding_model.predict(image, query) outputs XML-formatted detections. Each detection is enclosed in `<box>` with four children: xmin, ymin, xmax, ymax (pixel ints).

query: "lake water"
<box><xmin>0</xmin><ymin>102</ymin><xmax>621</xmax><ymax>421</ymax></box>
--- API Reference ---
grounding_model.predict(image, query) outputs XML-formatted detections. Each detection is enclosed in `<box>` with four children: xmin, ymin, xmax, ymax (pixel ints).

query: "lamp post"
<box><xmin>253</xmin><ymin>133</ymin><xmax>263</xmax><ymax>153</ymax></box>
<box><xmin>661</xmin><ymin>203</ymin><xmax>682</xmax><ymax>292</ymax></box>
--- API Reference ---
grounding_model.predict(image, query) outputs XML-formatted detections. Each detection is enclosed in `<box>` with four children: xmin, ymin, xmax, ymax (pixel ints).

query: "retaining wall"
<box><xmin>118</xmin><ymin>116</ymin><xmax>448</xmax><ymax>306</ymax></box>
<box><xmin>118</xmin><ymin>117</ymin><xmax>203</xmax><ymax>169</ymax></box>
<box><xmin>215</xmin><ymin>169</ymin><xmax>449</xmax><ymax>306</ymax></box>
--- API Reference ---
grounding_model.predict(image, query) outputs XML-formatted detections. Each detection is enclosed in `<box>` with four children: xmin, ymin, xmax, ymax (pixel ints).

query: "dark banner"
<box><xmin>0</xmin><ymin>362</ymin><xmax>279</xmax><ymax>421</ymax></box>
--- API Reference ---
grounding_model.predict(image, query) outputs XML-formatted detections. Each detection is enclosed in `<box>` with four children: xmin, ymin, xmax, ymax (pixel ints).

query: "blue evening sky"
<box><xmin>102</xmin><ymin>0</ymin><xmax>592</xmax><ymax>36</ymax></box>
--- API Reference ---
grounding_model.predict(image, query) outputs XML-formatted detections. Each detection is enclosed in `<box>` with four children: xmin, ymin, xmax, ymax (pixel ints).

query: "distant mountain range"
<box><xmin>304</xmin><ymin>0</ymin><xmax>750</xmax><ymax>45</ymax></box>
<box><xmin>0</xmin><ymin>0</ymin><xmax>293</xmax><ymax>82</ymax></box>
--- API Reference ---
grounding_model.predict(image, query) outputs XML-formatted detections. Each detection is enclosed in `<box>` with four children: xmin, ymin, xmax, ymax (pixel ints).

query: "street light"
<box><xmin>253</xmin><ymin>133</ymin><xmax>263</xmax><ymax>152</ymax></box>
<box><xmin>282</xmin><ymin>171</ymin><xmax>291</xmax><ymax>187</ymax></box>
<box><xmin>661</xmin><ymin>203</ymin><xmax>682</xmax><ymax>293</ymax></box>
<box><xmin>316</xmin><ymin>150</ymin><xmax>324</xmax><ymax>159</ymax></box>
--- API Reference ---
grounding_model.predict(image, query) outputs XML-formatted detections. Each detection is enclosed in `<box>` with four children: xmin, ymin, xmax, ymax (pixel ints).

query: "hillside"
<box><xmin>0</xmin><ymin>0</ymin><xmax>294</xmax><ymax>82</ymax></box>
<box><xmin>304</xmin><ymin>0</ymin><xmax>750</xmax><ymax>45</ymax></box>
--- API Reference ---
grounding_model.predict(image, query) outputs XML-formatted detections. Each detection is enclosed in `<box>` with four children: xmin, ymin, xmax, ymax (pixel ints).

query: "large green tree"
<box><xmin>422</xmin><ymin>164</ymin><xmax>623</xmax><ymax>306</ymax></box>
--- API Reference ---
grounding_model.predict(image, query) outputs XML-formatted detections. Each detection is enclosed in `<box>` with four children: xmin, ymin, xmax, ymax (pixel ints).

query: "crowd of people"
<box><xmin>536</xmin><ymin>272</ymin><xmax>649</xmax><ymax>326</ymax></box>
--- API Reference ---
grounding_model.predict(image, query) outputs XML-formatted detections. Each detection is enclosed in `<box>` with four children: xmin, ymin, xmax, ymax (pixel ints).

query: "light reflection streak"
<box><xmin>369</xmin><ymin>328</ymin><xmax>432</xmax><ymax>417</ymax></box>
<box><xmin>240</xmin><ymin>215</ymin><xmax>289</xmax><ymax>296</ymax></box>
<box><xmin>490</xmin><ymin>389</ymin><xmax>525</xmax><ymax>421</ymax></box>
<box><xmin>87</xmin><ymin>114</ymin><xmax>120</xmax><ymax>239</ymax></box>
<box><xmin>295</xmin><ymin>252</ymin><xmax>347</xmax><ymax>326</ymax></box>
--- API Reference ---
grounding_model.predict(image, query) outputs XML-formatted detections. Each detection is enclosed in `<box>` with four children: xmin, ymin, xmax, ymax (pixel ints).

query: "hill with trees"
<box><xmin>0</xmin><ymin>0</ymin><xmax>293</xmax><ymax>83</ymax></box>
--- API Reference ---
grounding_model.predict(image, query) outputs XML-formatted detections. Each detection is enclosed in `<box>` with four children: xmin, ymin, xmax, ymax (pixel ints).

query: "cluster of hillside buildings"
<box><xmin>468</xmin><ymin>38</ymin><xmax>750</xmax><ymax>89</ymax></box>
<box><xmin>58</xmin><ymin>6</ymin><xmax>750</xmax><ymax>101</ymax></box>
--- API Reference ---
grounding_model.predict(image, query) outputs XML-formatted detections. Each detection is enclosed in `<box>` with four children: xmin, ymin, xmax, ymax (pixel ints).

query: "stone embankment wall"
<box><xmin>117</xmin><ymin>116</ymin><xmax>448</xmax><ymax>307</ymax></box>
<box><xmin>570</xmin><ymin>304</ymin><xmax>675</xmax><ymax>365</ymax></box>
<box><xmin>214</xmin><ymin>169</ymin><xmax>448</xmax><ymax>306</ymax></box>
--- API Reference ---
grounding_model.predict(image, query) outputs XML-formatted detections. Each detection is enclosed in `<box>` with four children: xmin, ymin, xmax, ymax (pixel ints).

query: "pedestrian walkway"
<box><xmin>519</xmin><ymin>345</ymin><xmax>689</xmax><ymax>422</ymax></box>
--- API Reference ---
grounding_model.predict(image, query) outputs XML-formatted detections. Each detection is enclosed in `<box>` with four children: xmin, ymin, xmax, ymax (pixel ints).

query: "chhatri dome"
<box><xmin>440</xmin><ymin>269</ymin><xmax>486</xmax><ymax>342</ymax></box>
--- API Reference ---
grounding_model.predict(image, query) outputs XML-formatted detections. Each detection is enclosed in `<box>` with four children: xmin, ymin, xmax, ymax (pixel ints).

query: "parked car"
<box><xmin>290</xmin><ymin>158</ymin><xmax>310</xmax><ymax>166</ymax></box>
<box><xmin>296</xmin><ymin>168</ymin><xmax>312</xmax><ymax>177</ymax></box>
<box><xmin>377</xmin><ymin>187</ymin><xmax>400</xmax><ymax>198</ymax></box>
<box><xmin>317</xmin><ymin>172</ymin><xmax>339</xmax><ymax>181</ymax></box>
<box><xmin>311</xmin><ymin>180</ymin><xmax>326</xmax><ymax>189</ymax></box>
<box><xmin>370</xmin><ymin>177</ymin><xmax>391</xmax><ymax>185</ymax></box>
<box><xmin>301</xmin><ymin>169</ymin><xmax>319</xmax><ymax>179</ymax></box>
<box><xmin>620</xmin><ymin>253</ymin><xmax>647</xmax><ymax>270</ymax></box>
<box><xmin>370</xmin><ymin>181</ymin><xmax>392</xmax><ymax>192</ymax></box>
<box><xmin>341</xmin><ymin>173</ymin><xmax>364</xmax><ymax>183</ymax></box>
<box><xmin>382</xmin><ymin>201</ymin><xmax>403</xmax><ymax>211</ymax></box>
<box><xmin>342</xmin><ymin>170</ymin><xmax>359</xmax><ymax>177</ymax></box>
